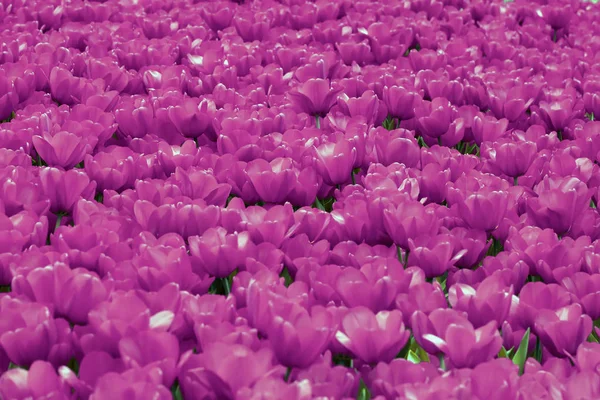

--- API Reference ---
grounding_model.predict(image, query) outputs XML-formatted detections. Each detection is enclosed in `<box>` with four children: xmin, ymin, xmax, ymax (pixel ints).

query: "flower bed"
<box><xmin>1</xmin><ymin>0</ymin><xmax>600</xmax><ymax>398</ymax></box>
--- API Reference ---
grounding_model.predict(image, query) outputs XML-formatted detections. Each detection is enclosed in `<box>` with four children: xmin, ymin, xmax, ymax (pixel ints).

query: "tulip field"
<box><xmin>2</xmin><ymin>0</ymin><xmax>600</xmax><ymax>398</ymax></box>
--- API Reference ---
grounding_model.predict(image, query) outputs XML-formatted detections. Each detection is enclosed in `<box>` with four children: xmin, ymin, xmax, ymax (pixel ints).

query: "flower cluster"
<box><xmin>1</xmin><ymin>0</ymin><xmax>600</xmax><ymax>398</ymax></box>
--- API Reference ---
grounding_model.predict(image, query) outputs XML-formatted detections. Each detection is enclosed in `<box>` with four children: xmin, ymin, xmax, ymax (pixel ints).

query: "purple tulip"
<box><xmin>526</xmin><ymin>175</ymin><xmax>591</xmax><ymax>235</ymax></box>
<box><xmin>287</xmin><ymin>78</ymin><xmax>343</xmax><ymax>117</ymax></box>
<box><xmin>383</xmin><ymin>199</ymin><xmax>440</xmax><ymax>250</ymax></box>
<box><xmin>89</xmin><ymin>367</ymin><xmax>172</xmax><ymax>400</ymax></box>
<box><xmin>382</xmin><ymin>85</ymin><xmax>422</xmax><ymax>121</ymax></box>
<box><xmin>119</xmin><ymin>330</ymin><xmax>179</xmax><ymax>387</ymax></box>
<box><xmin>0</xmin><ymin>361</ymin><xmax>72</xmax><ymax>400</ymax></box>
<box><xmin>268</xmin><ymin>304</ymin><xmax>334</xmax><ymax>368</ymax></box>
<box><xmin>412</xmin><ymin>308</ymin><xmax>503</xmax><ymax>368</ymax></box>
<box><xmin>367</xmin><ymin>358</ymin><xmax>439</xmax><ymax>398</ymax></box>
<box><xmin>313</xmin><ymin>138</ymin><xmax>357</xmax><ymax>186</ymax></box>
<box><xmin>448</xmin><ymin>274</ymin><xmax>514</xmax><ymax>328</ymax></box>
<box><xmin>396</xmin><ymin>281</ymin><xmax>448</xmax><ymax>327</ymax></box>
<box><xmin>336</xmin><ymin>306</ymin><xmax>410</xmax><ymax>364</ymax></box>
<box><xmin>188</xmin><ymin>227</ymin><xmax>255</xmax><ymax>278</ymax></box>
<box><xmin>407</xmin><ymin>233</ymin><xmax>466</xmax><ymax>279</ymax></box>
<box><xmin>179</xmin><ymin>343</ymin><xmax>280</xmax><ymax>399</ymax></box>
<box><xmin>535</xmin><ymin>303</ymin><xmax>592</xmax><ymax>358</ymax></box>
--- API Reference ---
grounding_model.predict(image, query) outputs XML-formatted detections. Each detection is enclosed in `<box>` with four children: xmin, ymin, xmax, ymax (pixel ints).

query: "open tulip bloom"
<box><xmin>3</xmin><ymin>0</ymin><xmax>600</xmax><ymax>398</ymax></box>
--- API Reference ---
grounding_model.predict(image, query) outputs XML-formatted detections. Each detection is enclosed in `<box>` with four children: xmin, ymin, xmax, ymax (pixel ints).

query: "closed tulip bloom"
<box><xmin>32</xmin><ymin>130</ymin><xmax>90</xmax><ymax>169</ymax></box>
<box><xmin>382</xmin><ymin>85</ymin><xmax>422</xmax><ymax>120</ymax></box>
<box><xmin>456</xmin><ymin>189</ymin><xmax>509</xmax><ymax>233</ymax></box>
<box><xmin>84</xmin><ymin>291</ymin><xmax>175</xmax><ymax>356</ymax></box>
<box><xmin>14</xmin><ymin>262</ymin><xmax>109</xmax><ymax>325</ymax></box>
<box><xmin>448</xmin><ymin>275</ymin><xmax>514</xmax><ymax>328</ymax></box>
<box><xmin>287</xmin><ymin>78</ymin><xmax>343</xmax><ymax>116</ymax></box>
<box><xmin>407</xmin><ymin>234</ymin><xmax>466</xmax><ymax>279</ymax></box>
<box><xmin>370</xmin><ymin>127</ymin><xmax>421</xmax><ymax>168</ymax></box>
<box><xmin>168</xmin><ymin>97</ymin><xmax>217</xmax><ymax>139</ymax></box>
<box><xmin>0</xmin><ymin>297</ymin><xmax>62</xmax><ymax>367</ymax></box>
<box><xmin>417</xmin><ymin>97</ymin><xmax>454</xmax><ymax>139</ymax></box>
<box><xmin>471</xmin><ymin>114</ymin><xmax>509</xmax><ymax>145</ymax></box>
<box><xmin>487</xmin><ymin>138</ymin><xmax>538</xmax><ymax>178</ymax></box>
<box><xmin>368</xmin><ymin>358</ymin><xmax>439</xmax><ymax>398</ymax></box>
<box><xmin>450</xmin><ymin>227</ymin><xmax>490</xmax><ymax>268</ymax></box>
<box><xmin>413</xmin><ymin>309</ymin><xmax>502</xmax><ymax>369</ymax></box>
<box><xmin>244</xmin><ymin>203</ymin><xmax>296</xmax><ymax>247</ymax></box>
<box><xmin>418</xmin><ymin>162</ymin><xmax>451</xmax><ymax>204</ymax></box>
<box><xmin>84</xmin><ymin>148</ymin><xmax>136</xmax><ymax>192</ymax></box>
<box><xmin>90</xmin><ymin>367</ymin><xmax>172</xmax><ymax>400</ymax></box>
<box><xmin>470</xmin><ymin>359</ymin><xmax>520</xmax><ymax>400</ymax></box>
<box><xmin>268</xmin><ymin>304</ymin><xmax>335</xmax><ymax>368</ymax></box>
<box><xmin>526</xmin><ymin>176</ymin><xmax>591</xmax><ymax>236</ymax></box>
<box><xmin>411</xmin><ymin>308</ymin><xmax>470</xmax><ymax>355</ymax></box>
<box><xmin>337</xmin><ymin>90</ymin><xmax>379</xmax><ymax>124</ymax></box>
<box><xmin>561</xmin><ymin>272</ymin><xmax>600</xmax><ymax>320</ymax></box>
<box><xmin>119</xmin><ymin>330</ymin><xmax>179</xmax><ymax>387</ymax></box>
<box><xmin>39</xmin><ymin>167</ymin><xmax>96</xmax><ymax>214</ymax></box>
<box><xmin>534</xmin><ymin>304</ymin><xmax>592</xmax><ymax>358</ymax></box>
<box><xmin>313</xmin><ymin>138</ymin><xmax>357</xmax><ymax>186</ymax></box>
<box><xmin>396</xmin><ymin>282</ymin><xmax>448</xmax><ymax>327</ymax></box>
<box><xmin>115</xmin><ymin>95</ymin><xmax>154</xmax><ymax>139</ymax></box>
<box><xmin>514</xmin><ymin>282</ymin><xmax>574</xmax><ymax>330</ymax></box>
<box><xmin>538</xmin><ymin>98</ymin><xmax>577</xmax><ymax>132</ymax></box>
<box><xmin>246</xmin><ymin>158</ymin><xmax>296</xmax><ymax>204</ymax></box>
<box><xmin>336</xmin><ymin>307</ymin><xmax>409</xmax><ymax>364</ymax></box>
<box><xmin>0</xmin><ymin>76</ymin><xmax>18</xmax><ymax>121</ymax></box>
<box><xmin>295</xmin><ymin>354</ymin><xmax>358</xmax><ymax>399</ymax></box>
<box><xmin>0</xmin><ymin>361</ymin><xmax>72</xmax><ymax>400</ymax></box>
<box><xmin>188</xmin><ymin>227</ymin><xmax>255</xmax><ymax>278</ymax></box>
<box><xmin>383</xmin><ymin>200</ymin><xmax>441</xmax><ymax>249</ymax></box>
<box><xmin>334</xmin><ymin>262</ymin><xmax>402</xmax><ymax>312</ymax></box>
<box><xmin>180</xmin><ymin>343</ymin><xmax>279</xmax><ymax>400</ymax></box>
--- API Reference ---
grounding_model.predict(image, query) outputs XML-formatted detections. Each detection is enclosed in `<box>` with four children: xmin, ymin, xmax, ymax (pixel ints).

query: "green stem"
<box><xmin>438</xmin><ymin>354</ymin><xmax>446</xmax><ymax>371</ymax></box>
<box><xmin>284</xmin><ymin>367</ymin><xmax>292</xmax><ymax>382</ymax></box>
<box><xmin>221</xmin><ymin>277</ymin><xmax>231</xmax><ymax>296</ymax></box>
<box><xmin>54</xmin><ymin>213</ymin><xmax>63</xmax><ymax>232</ymax></box>
<box><xmin>404</xmin><ymin>249</ymin><xmax>410</xmax><ymax>268</ymax></box>
<box><xmin>534</xmin><ymin>336</ymin><xmax>543</xmax><ymax>363</ymax></box>
<box><xmin>315</xmin><ymin>115</ymin><xmax>321</xmax><ymax>129</ymax></box>
<box><xmin>397</xmin><ymin>245</ymin><xmax>403</xmax><ymax>264</ymax></box>
<box><xmin>314</xmin><ymin>197</ymin><xmax>326</xmax><ymax>211</ymax></box>
<box><xmin>513</xmin><ymin>176</ymin><xmax>518</xmax><ymax>186</ymax></box>
<box><xmin>351</xmin><ymin>169</ymin><xmax>356</xmax><ymax>185</ymax></box>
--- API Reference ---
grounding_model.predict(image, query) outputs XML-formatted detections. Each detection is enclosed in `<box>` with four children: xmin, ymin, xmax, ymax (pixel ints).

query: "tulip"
<box><xmin>526</xmin><ymin>176</ymin><xmax>591</xmax><ymax>235</ymax></box>
<box><xmin>367</xmin><ymin>358</ymin><xmax>439</xmax><ymax>398</ymax></box>
<box><xmin>179</xmin><ymin>343</ymin><xmax>280</xmax><ymax>399</ymax></box>
<box><xmin>287</xmin><ymin>78</ymin><xmax>342</xmax><ymax>117</ymax></box>
<box><xmin>383</xmin><ymin>200</ymin><xmax>440</xmax><ymax>250</ymax></box>
<box><xmin>268</xmin><ymin>304</ymin><xmax>335</xmax><ymax>368</ymax></box>
<box><xmin>448</xmin><ymin>275</ymin><xmax>514</xmax><ymax>328</ymax></box>
<box><xmin>407</xmin><ymin>234</ymin><xmax>466</xmax><ymax>279</ymax></box>
<box><xmin>382</xmin><ymin>85</ymin><xmax>422</xmax><ymax>121</ymax></box>
<box><xmin>313</xmin><ymin>138</ymin><xmax>357</xmax><ymax>186</ymax></box>
<box><xmin>0</xmin><ymin>361</ymin><xmax>72</xmax><ymax>400</ymax></box>
<box><xmin>336</xmin><ymin>307</ymin><xmax>410</xmax><ymax>364</ymax></box>
<box><xmin>188</xmin><ymin>228</ymin><xmax>255</xmax><ymax>278</ymax></box>
<box><xmin>89</xmin><ymin>367</ymin><xmax>172</xmax><ymax>400</ymax></box>
<box><xmin>534</xmin><ymin>304</ymin><xmax>592</xmax><ymax>358</ymax></box>
<box><xmin>246</xmin><ymin>158</ymin><xmax>296</xmax><ymax>204</ymax></box>
<box><xmin>119</xmin><ymin>330</ymin><xmax>179</xmax><ymax>387</ymax></box>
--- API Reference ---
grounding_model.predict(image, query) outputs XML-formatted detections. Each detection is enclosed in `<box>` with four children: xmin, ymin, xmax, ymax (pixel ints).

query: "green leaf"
<box><xmin>407</xmin><ymin>350</ymin><xmax>420</xmax><ymax>364</ymax></box>
<box><xmin>357</xmin><ymin>379</ymin><xmax>371</xmax><ymax>400</ymax></box>
<box><xmin>588</xmin><ymin>333</ymin><xmax>599</xmax><ymax>343</ymax></box>
<box><xmin>171</xmin><ymin>382</ymin><xmax>183</xmax><ymax>400</ymax></box>
<box><xmin>512</xmin><ymin>328</ymin><xmax>530</xmax><ymax>375</ymax></box>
